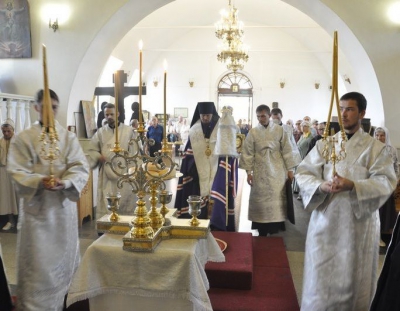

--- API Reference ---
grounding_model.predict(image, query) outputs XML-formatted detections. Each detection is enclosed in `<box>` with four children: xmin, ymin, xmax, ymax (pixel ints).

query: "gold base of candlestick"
<box><xmin>148</xmin><ymin>184</ymin><xmax>164</xmax><ymax>231</ymax></box>
<box><xmin>130</xmin><ymin>194</ymin><xmax>154</xmax><ymax>239</ymax></box>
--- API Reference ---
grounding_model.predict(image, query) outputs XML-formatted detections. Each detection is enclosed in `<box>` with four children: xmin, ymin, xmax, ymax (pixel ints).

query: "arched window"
<box><xmin>217</xmin><ymin>72</ymin><xmax>254</xmax><ymax>125</ymax></box>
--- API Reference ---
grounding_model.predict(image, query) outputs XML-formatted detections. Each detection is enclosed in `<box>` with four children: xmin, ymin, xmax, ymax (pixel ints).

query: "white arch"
<box><xmin>69</xmin><ymin>0</ymin><xmax>383</xmax><ymax>126</ymax></box>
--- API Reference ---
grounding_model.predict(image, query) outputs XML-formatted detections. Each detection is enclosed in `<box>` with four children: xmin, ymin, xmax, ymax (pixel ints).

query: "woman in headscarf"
<box><xmin>374</xmin><ymin>126</ymin><xmax>399</xmax><ymax>247</ymax></box>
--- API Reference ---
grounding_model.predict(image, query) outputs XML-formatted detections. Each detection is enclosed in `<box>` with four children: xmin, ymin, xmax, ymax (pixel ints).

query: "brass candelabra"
<box><xmin>39</xmin><ymin>45</ymin><xmax>60</xmax><ymax>185</ymax></box>
<box><xmin>321</xmin><ymin>31</ymin><xmax>347</xmax><ymax>177</ymax></box>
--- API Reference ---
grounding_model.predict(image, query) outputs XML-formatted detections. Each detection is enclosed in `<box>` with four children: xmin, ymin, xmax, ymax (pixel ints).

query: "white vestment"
<box><xmin>7</xmin><ymin>121</ymin><xmax>89</xmax><ymax>311</ymax></box>
<box><xmin>239</xmin><ymin>123</ymin><xmax>301</xmax><ymax>222</ymax></box>
<box><xmin>88</xmin><ymin>123</ymin><xmax>136</xmax><ymax>216</ymax></box>
<box><xmin>189</xmin><ymin>120</ymin><xmax>219</xmax><ymax>196</ymax></box>
<box><xmin>0</xmin><ymin>136</ymin><xmax>18</xmax><ymax>215</ymax></box>
<box><xmin>296</xmin><ymin>128</ymin><xmax>397</xmax><ymax>311</ymax></box>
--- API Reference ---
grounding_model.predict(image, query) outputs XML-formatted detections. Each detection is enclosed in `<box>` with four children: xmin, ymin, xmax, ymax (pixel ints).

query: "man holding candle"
<box><xmin>295</xmin><ymin>92</ymin><xmax>397</xmax><ymax>310</ymax></box>
<box><xmin>7</xmin><ymin>89</ymin><xmax>90</xmax><ymax>310</ymax></box>
<box><xmin>88</xmin><ymin>103</ymin><xmax>136</xmax><ymax>216</ymax></box>
<box><xmin>175</xmin><ymin>102</ymin><xmax>238</xmax><ymax>231</ymax></box>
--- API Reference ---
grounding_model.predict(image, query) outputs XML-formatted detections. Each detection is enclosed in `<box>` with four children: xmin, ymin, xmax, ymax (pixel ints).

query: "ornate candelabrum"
<box><xmin>321</xmin><ymin>31</ymin><xmax>347</xmax><ymax>177</ymax></box>
<box><xmin>39</xmin><ymin>45</ymin><xmax>60</xmax><ymax>185</ymax></box>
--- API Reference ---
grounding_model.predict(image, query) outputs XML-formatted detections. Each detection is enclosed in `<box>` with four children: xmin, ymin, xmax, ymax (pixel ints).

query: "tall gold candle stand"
<box><xmin>321</xmin><ymin>31</ymin><xmax>347</xmax><ymax>177</ymax></box>
<box><xmin>39</xmin><ymin>45</ymin><xmax>60</xmax><ymax>185</ymax></box>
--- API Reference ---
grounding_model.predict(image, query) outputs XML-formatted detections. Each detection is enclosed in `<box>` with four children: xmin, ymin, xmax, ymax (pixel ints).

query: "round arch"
<box><xmin>68</xmin><ymin>0</ymin><xmax>383</xmax><ymax>127</ymax></box>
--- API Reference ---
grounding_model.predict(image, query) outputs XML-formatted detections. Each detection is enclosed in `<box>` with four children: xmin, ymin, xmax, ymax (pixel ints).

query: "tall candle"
<box><xmin>114</xmin><ymin>71</ymin><xmax>119</xmax><ymax>144</ymax></box>
<box><xmin>163</xmin><ymin>59</ymin><xmax>167</xmax><ymax>132</ymax></box>
<box><xmin>139</xmin><ymin>40</ymin><xmax>143</xmax><ymax>125</ymax></box>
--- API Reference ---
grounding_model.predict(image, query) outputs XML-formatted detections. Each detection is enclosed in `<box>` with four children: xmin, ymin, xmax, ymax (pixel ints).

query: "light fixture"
<box><xmin>315</xmin><ymin>81</ymin><xmax>320</xmax><ymax>89</ymax></box>
<box><xmin>343</xmin><ymin>74</ymin><xmax>351</xmax><ymax>84</ymax></box>
<box><xmin>215</xmin><ymin>0</ymin><xmax>244</xmax><ymax>47</ymax></box>
<box><xmin>280</xmin><ymin>79</ymin><xmax>285</xmax><ymax>88</ymax></box>
<box><xmin>215</xmin><ymin>0</ymin><xmax>249</xmax><ymax>72</ymax></box>
<box><xmin>189</xmin><ymin>79</ymin><xmax>194</xmax><ymax>88</ymax></box>
<box><xmin>49</xmin><ymin>18</ymin><xmax>58</xmax><ymax>32</ymax></box>
<box><xmin>153</xmin><ymin>77</ymin><xmax>159</xmax><ymax>87</ymax></box>
<box><xmin>42</xmin><ymin>4</ymin><xmax>71</xmax><ymax>32</ymax></box>
<box><xmin>217</xmin><ymin>39</ymin><xmax>249</xmax><ymax>72</ymax></box>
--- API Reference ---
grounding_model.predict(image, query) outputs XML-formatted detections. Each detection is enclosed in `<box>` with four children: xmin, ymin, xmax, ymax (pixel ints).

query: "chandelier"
<box><xmin>217</xmin><ymin>38</ymin><xmax>249</xmax><ymax>72</ymax></box>
<box><xmin>215</xmin><ymin>0</ymin><xmax>249</xmax><ymax>72</ymax></box>
<box><xmin>215</xmin><ymin>0</ymin><xmax>244</xmax><ymax>47</ymax></box>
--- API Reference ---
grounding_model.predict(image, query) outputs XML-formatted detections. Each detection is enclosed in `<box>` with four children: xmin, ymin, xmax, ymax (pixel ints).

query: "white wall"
<box><xmin>2</xmin><ymin>0</ymin><xmax>399</xmax><ymax>145</ymax></box>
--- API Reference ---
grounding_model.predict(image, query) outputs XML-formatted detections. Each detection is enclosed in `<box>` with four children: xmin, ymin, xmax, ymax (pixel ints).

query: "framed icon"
<box><xmin>174</xmin><ymin>107</ymin><xmax>188</xmax><ymax>118</ymax></box>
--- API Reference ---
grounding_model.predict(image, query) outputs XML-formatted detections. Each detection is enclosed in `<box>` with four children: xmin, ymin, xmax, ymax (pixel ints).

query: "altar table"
<box><xmin>67</xmin><ymin>233</ymin><xmax>224</xmax><ymax>311</ymax></box>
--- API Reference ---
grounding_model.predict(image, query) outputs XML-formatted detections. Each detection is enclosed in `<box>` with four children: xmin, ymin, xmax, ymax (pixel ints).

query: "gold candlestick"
<box><xmin>40</xmin><ymin>44</ymin><xmax>60</xmax><ymax>187</ymax></box>
<box><xmin>321</xmin><ymin>31</ymin><xmax>347</xmax><ymax>177</ymax></box>
<box><xmin>111</xmin><ymin>71</ymin><xmax>122</xmax><ymax>153</ymax></box>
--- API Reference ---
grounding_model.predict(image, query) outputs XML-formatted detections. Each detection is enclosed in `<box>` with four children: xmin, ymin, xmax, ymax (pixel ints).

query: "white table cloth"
<box><xmin>67</xmin><ymin>233</ymin><xmax>224</xmax><ymax>311</ymax></box>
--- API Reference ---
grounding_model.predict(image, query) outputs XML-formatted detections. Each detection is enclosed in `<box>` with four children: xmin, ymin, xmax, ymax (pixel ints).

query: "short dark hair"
<box><xmin>271</xmin><ymin>108</ymin><xmax>282</xmax><ymax>116</ymax></box>
<box><xmin>35</xmin><ymin>89</ymin><xmax>59</xmax><ymax>103</ymax></box>
<box><xmin>340</xmin><ymin>92</ymin><xmax>367</xmax><ymax>112</ymax></box>
<box><xmin>101</xmin><ymin>101</ymin><xmax>108</xmax><ymax>110</ymax></box>
<box><xmin>256</xmin><ymin>104</ymin><xmax>270</xmax><ymax>114</ymax></box>
<box><xmin>104</xmin><ymin>103</ymin><xmax>116</xmax><ymax>109</ymax></box>
<box><xmin>131</xmin><ymin>102</ymin><xmax>139</xmax><ymax>110</ymax></box>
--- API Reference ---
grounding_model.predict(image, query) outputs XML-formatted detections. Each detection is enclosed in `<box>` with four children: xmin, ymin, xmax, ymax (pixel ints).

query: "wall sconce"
<box><xmin>314</xmin><ymin>80</ymin><xmax>320</xmax><ymax>89</ymax></box>
<box><xmin>189</xmin><ymin>79</ymin><xmax>194</xmax><ymax>88</ymax></box>
<box><xmin>153</xmin><ymin>77</ymin><xmax>159</xmax><ymax>87</ymax></box>
<box><xmin>343</xmin><ymin>74</ymin><xmax>351</xmax><ymax>84</ymax></box>
<box><xmin>279</xmin><ymin>79</ymin><xmax>285</xmax><ymax>88</ymax></box>
<box><xmin>42</xmin><ymin>4</ymin><xmax>71</xmax><ymax>33</ymax></box>
<box><xmin>49</xmin><ymin>18</ymin><xmax>58</xmax><ymax>32</ymax></box>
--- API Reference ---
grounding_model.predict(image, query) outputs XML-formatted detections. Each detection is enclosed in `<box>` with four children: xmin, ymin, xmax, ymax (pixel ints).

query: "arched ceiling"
<box><xmin>108</xmin><ymin>0</ymin><xmax>353</xmax><ymax>85</ymax></box>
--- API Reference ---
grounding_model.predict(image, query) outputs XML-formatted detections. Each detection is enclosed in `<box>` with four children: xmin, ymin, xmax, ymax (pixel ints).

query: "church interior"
<box><xmin>2</xmin><ymin>0</ymin><xmax>400</xmax><ymax>310</ymax></box>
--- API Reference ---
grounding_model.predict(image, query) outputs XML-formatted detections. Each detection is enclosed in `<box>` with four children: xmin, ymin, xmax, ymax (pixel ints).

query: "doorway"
<box><xmin>217</xmin><ymin>72</ymin><xmax>253</xmax><ymax>126</ymax></box>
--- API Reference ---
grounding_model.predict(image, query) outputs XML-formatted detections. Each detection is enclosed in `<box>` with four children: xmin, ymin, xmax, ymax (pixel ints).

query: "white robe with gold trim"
<box><xmin>296</xmin><ymin>128</ymin><xmax>397</xmax><ymax>311</ymax></box>
<box><xmin>7</xmin><ymin>121</ymin><xmax>89</xmax><ymax>311</ymax></box>
<box><xmin>239</xmin><ymin>123</ymin><xmax>300</xmax><ymax>223</ymax></box>
<box><xmin>88</xmin><ymin>123</ymin><xmax>136</xmax><ymax>216</ymax></box>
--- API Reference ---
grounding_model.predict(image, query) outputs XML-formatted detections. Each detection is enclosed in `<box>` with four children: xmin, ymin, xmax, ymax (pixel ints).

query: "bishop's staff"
<box><xmin>321</xmin><ymin>31</ymin><xmax>347</xmax><ymax>177</ymax></box>
<box><xmin>39</xmin><ymin>45</ymin><xmax>60</xmax><ymax>187</ymax></box>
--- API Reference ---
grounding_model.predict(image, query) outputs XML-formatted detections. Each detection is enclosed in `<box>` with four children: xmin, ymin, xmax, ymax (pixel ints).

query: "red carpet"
<box><xmin>206</xmin><ymin>232</ymin><xmax>253</xmax><ymax>290</ymax></box>
<box><xmin>208</xmin><ymin>232</ymin><xmax>299</xmax><ymax>311</ymax></box>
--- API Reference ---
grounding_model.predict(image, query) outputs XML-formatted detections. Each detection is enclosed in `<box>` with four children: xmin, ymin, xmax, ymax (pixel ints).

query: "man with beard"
<box><xmin>296</xmin><ymin>92</ymin><xmax>397</xmax><ymax>310</ymax></box>
<box><xmin>174</xmin><ymin>102</ymin><xmax>238</xmax><ymax>231</ymax></box>
<box><xmin>88</xmin><ymin>103</ymin><xmax>135</xmax><ymax>216</ymax></box>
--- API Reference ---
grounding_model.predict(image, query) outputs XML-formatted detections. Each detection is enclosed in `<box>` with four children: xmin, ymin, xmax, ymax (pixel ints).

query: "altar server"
<box><xmin>88</xmin><ymin>103</ymin><xmax>136</xmax><ymax>216</ymax></box>
<box><xmin>239</xmin><ymin>104</ymin><xmax>300</xmax><ymax>236</ymax></box>
<box><xmin>296</xmin><ymin>92</ymin><xmax>397</xmax><ymax>310</ymax></box>
<box><xmin>7</xmin><ymin>89</ymin><xmax>89</xmax><ymax>310</ymax></box>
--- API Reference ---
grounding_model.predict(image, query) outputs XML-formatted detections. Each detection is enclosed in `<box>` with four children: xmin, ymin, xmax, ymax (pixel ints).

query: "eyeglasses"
<box><xmin>318</xmin><ymin>128</ymin><xmax>326</xmax><ymax>131</ymax></box>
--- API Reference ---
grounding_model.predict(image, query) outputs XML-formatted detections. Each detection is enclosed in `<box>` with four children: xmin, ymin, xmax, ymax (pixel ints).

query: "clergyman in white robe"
<box><xmin>296</xmin><ymin>128</ymin><xmax>397</xmax><ymax>310</ymax></box>
<box><xmin>88</xmin><ymin>122</ymin><xmax>136</xmax><ymax>216</ymax></box>
<box><xmin>8</xmin><ymin>121</ymin><xmax>89</xmax><ymax>310</ymax></box>
<box><xmin>239</xmin><ymin>121</ymin><xmax>300</xmax><ymax>233</ymax></box>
